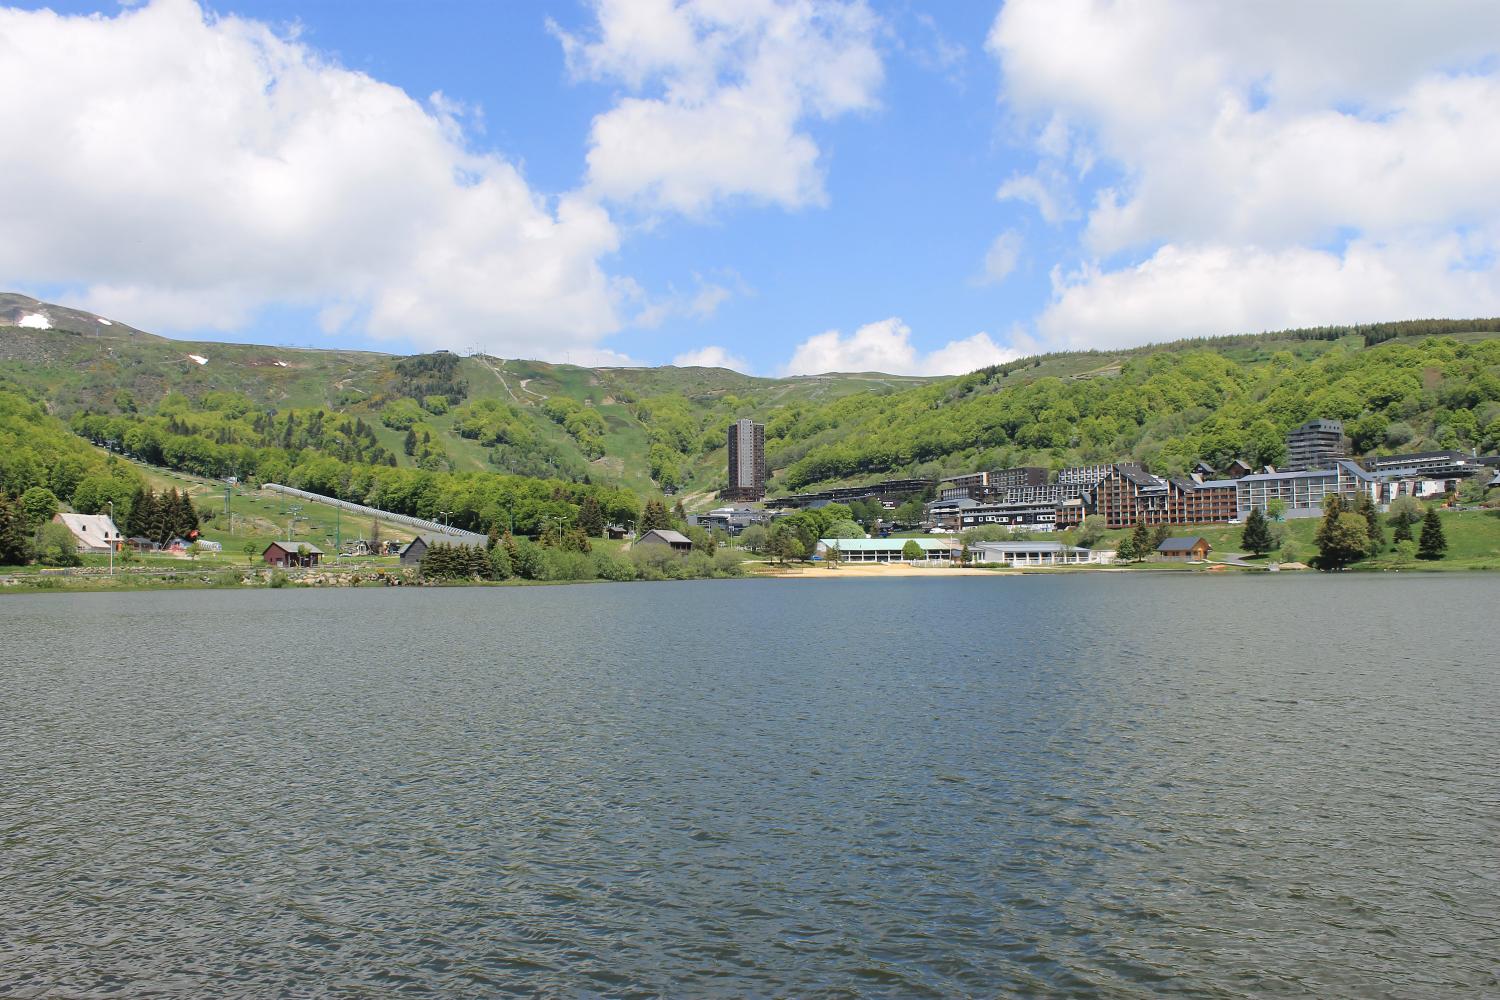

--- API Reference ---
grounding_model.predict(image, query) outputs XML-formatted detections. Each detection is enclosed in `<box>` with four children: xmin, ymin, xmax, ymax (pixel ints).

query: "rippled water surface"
<box><xmin>2</xmin><ymin>575</ymin><xmax>1497</xmax><ymax>997</ymax></box>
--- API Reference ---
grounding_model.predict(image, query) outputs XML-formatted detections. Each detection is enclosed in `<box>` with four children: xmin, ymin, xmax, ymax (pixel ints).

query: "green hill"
<box><xmin>0</xmin><ymin>293</ymin><xmax>931</xmax><ymax>501</ymax></box>
<box><xmin>768</xmin><ymin>323</ymin><xmax>1500</xmax><ymax>491</ymax></box>
<box><xmin>4</xmin><ymin>292</ymin><xmax>1500</xmax><ymax>512</ymax></box>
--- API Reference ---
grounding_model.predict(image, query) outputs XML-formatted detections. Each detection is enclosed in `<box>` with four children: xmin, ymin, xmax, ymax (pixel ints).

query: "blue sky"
<box><xmin>4</xmin><ymin>1</ymin><xmax>1500</xmax><ymax>374</ymax></box>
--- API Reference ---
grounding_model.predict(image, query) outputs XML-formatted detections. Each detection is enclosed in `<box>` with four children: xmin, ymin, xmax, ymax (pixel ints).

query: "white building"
<box><xmin>1232</xmin><ymin>460</ymin><xmax>1379</xmax><ymax>519</ymax></box>
<box><xmin>972</xmin><ymin>541</ymin><xmax>1114</xmax><ymax>566</ymax></box>
<box><xmin>52</xmin><ymin>512</ymin><xmax>122</xmax><ymax>553</ymax></box>
<box><xmin>815</xmin><ymin>538</ymin><xmax>963</xmax><ymax>563</ymax></box>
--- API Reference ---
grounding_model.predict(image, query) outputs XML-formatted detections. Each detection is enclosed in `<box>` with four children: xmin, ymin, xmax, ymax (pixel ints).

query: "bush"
<box><xmin>537</xmin><ymin>548</ymin><xmax>596</xmax><ymax>581</ymax></box>
<box><xmin>592</xmin><ymin>549</ymin><xmax>638</xmax><ymax>581</ymax></box>
<box><xmin>33</xmin><ymin>522</ymin><xmax>80</xmax><ymax>567</ymax></box>
<box><xmin>711</xmin><ymin>549</ymin><xmax>745</xmax><ymax>577</ymax></box>
<box><xmin>268</xmin><ymin>569</ymin><xmax>289</xmax><ymax>588</ymax></box>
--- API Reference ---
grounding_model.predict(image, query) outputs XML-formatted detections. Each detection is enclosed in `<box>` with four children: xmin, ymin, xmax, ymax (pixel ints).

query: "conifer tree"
<box><xmin>126</xmin><ymin>485</ymin><xmax>148</xmax><ymax>537</ymax></box>
<box><xmin>1353</xmin><ymin>492</ymin><xmax>1382</xmax><ymax>554</ymax></box>
<box><xmin>641</xmin><ymin>499</ymin><xmax>671</xmax><ymax>531</ymax></box>
<box><xmin>0</xmin><ymin>493</ymin><xmax>31</xmax><ymax>565</ymax></box>
<box><xmin>1241</xmin><ymin>506</ymin><xmax>1274</xmax><ymax>555</ymax></box>
<box><xmin>1417</xmin><ymin>507</ymin><xmax>1447</xmax><ymax>560</ymax></box>
<box><xmin>577</xmin><ymin>495</ymin><xmax>605</xmax><ymax>537</ymax></box>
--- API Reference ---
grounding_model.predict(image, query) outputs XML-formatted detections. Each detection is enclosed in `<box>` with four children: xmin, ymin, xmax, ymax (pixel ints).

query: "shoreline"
<box><xmin>2</xmin><ymin>558</ymin><xmax>1493</xmax><ymax>595</ymax></box>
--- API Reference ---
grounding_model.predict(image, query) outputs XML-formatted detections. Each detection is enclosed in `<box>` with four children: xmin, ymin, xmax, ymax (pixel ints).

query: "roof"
<box><xmin>638</xmin><ymin>529</ymin><xmax>691</xmax><ymax>544</ymax></box>
<box><xmin>400</xmin><ymin>533</ymin><xmax>482</xmax><ymax>555</ymax></box>
<box><xmin>55</xmin><ymin>512</ymin><xmax>119</xmax><ymax>537</ymax></box>
<box><xmin>265</xmin><ymin>540</ymin><xmax>323</xmax><ymax>554</ymax></box>
<box><xmin>974</xmin><ymin>541</ymin><xmax>1090</xmax><ymax>554</ymax></box>
<box><xmin>1365</xmin><ymin>450</ymin><xmax>1469</xmax><ymax>466</ymax></box>
<box><xmin>1117</xmin><ymin>465</ymin><xmax>1159</xmax><ymax>488</ymax></box>
<box><xmin>1157</xmin><ymin>536</ymin><xmax>1210</xmax><ymax>552</ymax></box>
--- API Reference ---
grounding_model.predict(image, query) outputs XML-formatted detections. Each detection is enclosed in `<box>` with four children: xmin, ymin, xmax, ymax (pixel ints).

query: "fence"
<box><xmin>259</xmin><ymin>484</ymin><xmax>490</xmax><ymax>546</ymax></box>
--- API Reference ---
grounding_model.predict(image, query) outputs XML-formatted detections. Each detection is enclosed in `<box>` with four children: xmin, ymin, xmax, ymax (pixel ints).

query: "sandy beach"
<box><xmin>751</xmin><ymin>562</ymin><xmax>1017</xmax><ymax>578</ymax></box>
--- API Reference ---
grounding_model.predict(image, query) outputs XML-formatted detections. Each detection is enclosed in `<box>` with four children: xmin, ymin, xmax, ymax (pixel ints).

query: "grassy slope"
<box><xmin>1050</xmin><ymin>508</ymin><xmax>1500</xmax><ymax>571</ymax></box>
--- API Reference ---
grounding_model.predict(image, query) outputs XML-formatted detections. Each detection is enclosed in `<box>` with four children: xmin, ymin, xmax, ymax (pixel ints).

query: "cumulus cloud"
<box><xmin>783</xmin><ymin>317</ymin><xmax>1016</xmax><ymax>375</ymax></box>
<box><xmin>988</xmin><ymin>0</ymin><xmax>1500</xmax><ymax>347</ymax></box>
<box><xmin>0</xmin><ymin>0</ymin><xmax>623</xmax><ymax>359</ymax></box>
<box><xmin>558</xmin><ymin>0</ymin><xmax>884</xmax><ymax>216</ymax></box>
<box><xmin>672</xmin><ymin>345</ymin><xmax>751</xmax><ymax>372</ymax></box>
<box><xmin>1040</xmin><ymin>237</ymin><xmax>1500</xmax><ymax>350</ymax></box>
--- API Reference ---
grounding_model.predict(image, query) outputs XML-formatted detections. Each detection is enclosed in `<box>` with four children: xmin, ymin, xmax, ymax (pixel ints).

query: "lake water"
<box><xmin>2</xmin><ymin>575</ymin><xmax>1497</xmax><ymax>997</ymax></box>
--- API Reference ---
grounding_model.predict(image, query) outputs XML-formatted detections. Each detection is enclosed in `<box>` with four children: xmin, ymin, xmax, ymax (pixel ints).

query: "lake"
<box><xmin>2</xmin><ymin>575</ymin><xmax>1496</xmax><ymax>997</ymax></box>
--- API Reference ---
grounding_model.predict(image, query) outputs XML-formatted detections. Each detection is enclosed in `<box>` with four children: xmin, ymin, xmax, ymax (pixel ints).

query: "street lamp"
<box><xmin>107</xmin><ymin>500</ymin><xmax>115</xmax><ymax>576</ymax></box>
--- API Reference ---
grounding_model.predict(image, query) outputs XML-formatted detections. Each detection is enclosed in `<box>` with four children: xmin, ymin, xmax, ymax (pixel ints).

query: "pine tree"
<box><xmin>1241</xmin><ymin>506</ymin><xmax>1274</xmax><ymax>555</ymax></box>
<box><xmin>641</xmin><ymin>499</ymin><xmax>671</xmax><ymax>531</ymax></box>
<box><xmin>577</xmin><ymin>495</ymin><xmax>605</xmax><ymax>537</ymax></box>
<box><xmin>0</xmin><ymin>493</ymin><xmax>31</xmax><ymax>565</ymax></box>
<box><xmin>1392</xmin><ymin>516</ymin><xmax>1413</xmax><ymax>543</ymax></box>
<box><xmin>1417</xmin><ymin>507</ymin><xmax>1447</xmax><ymax>560</ymax></box>
<box><xmin>126</xmin><ymin>485</ymin><xmax>147</xmax><ymax>538</ymax></box>
<box><xmin>403</xmin><ymin>427</ymin><xmax>418</xmax><ymax>456</ymax></box>
<box><xmin>564</xmin><ymin>525</ymin><xmax>592</xmax><ymax>553</ymax></box>
<box><xmin>176</xmin><ymin>490</ymin><xmax>200</xmax><ymax>539</ymax></box>
<box><xmin>1313</xmin><ymin>493</ymin><xmax>1343</xmax><ymax>560</ymax></box>
<box><xmin>1353</xmin><ymin>492</ymin><xmax>1382</xmax><ymax>554</ymax></box>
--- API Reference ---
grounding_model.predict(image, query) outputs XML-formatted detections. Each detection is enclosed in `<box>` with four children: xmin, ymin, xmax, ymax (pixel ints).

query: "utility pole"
<box><xmin>107</xmin><ymin>500</ymin><xmax>114</xmax><ymax>577</ymax></box>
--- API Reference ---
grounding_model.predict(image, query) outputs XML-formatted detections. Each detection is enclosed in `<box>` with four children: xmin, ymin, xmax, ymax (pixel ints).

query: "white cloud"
<box><xmin>558</xmin><ymin>0</ymin><xmax>883</xmax><ymax>216</ymax></box>
<box><xmin>979</xmin><ymin>229</ymin><xmax>1022</xmax><ymax>284</ymax></box>
<box><xmin>987</xmin><ymin>0</ymin><xmax>1500</xmax><ymax>348</ymax></box>
<box><xmin>1039</xmin><ymin>237</ymin><xmax>1500</xmax><ymax>351</ymax></box>
<box><xmin>783</xmin><ymin>317</ymin><xmax>1016</xmax><ymax>375</ymax></box>
<box><xmin>0</xmin><ymin>0</ymin><xmax>623</xmax><ymax>360</ymax></box>
<box><xmin>672</xmin><ymin>345</ymin><xmax>751</xmax><ymax>372</ymax></box>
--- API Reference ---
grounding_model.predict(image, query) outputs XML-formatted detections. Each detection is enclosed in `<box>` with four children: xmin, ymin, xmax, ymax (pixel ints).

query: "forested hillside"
<box><xmin>770</xmin><ymin>330</ymin><xmax>1500</xmax><ymax>490</ymax></box>
<box><xmin>0</xmin><ymin>293</ymin><xmax>929</xmax><ymax>497</ymax></box>
<box><xmin>4</xmin><ymin>292</ymin><xmax>1500</xmax><ymax>511</ymax></box>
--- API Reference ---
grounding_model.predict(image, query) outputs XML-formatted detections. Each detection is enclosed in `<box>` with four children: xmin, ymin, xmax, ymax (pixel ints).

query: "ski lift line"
<box><xmin>260</xmin><ymin>484</ymin><xmax>489</xmax><ymax>546</ymax></box>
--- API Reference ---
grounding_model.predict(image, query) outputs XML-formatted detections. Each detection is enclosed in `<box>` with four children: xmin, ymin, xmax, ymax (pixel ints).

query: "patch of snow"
<box><xmin>95</xmin><ymin>317</ymin><xmax>112</xmax><ymax>326</ymax></box>
<box><xmin>273</xmin><ymin>360</ymin><xmax>288</xmax><ymax>367</ymax></box>
<box><xmin>18</xmin><ymin>312</ymin><xmax>51</xmax><ymax>329</ymax></box>
<box><xmin>188</xmin><ymin>354</ymin><xmax>208</xmax><ymax>365</ymax></box>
